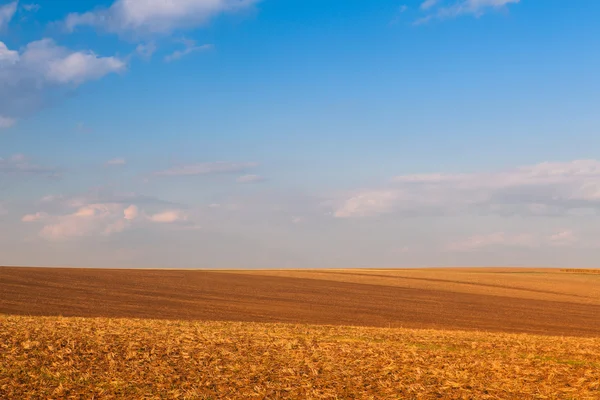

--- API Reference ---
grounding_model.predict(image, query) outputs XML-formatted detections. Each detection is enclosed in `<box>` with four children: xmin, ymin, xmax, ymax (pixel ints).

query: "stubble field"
<box><xmin>1</xmin><ymin>267</ymin><xmax>600</xmax><ymax>398</ymax></box>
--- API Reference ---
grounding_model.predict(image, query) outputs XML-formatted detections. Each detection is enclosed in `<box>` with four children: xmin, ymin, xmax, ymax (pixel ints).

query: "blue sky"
<box><xmin>2</xmin><ymin>0</ymin><xmax>600</xmax><ymax>268</ymax></box>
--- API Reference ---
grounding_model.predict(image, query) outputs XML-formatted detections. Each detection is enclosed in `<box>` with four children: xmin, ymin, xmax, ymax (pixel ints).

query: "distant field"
<box><xmin>2</xmin><ymin>316</ymin><xmax>599</xmax><ymax>399</ymax></box>
<box><xmin>1</xmin><ymin>266</ymin><xmax>600</xmax><ymax>336</ymax></box>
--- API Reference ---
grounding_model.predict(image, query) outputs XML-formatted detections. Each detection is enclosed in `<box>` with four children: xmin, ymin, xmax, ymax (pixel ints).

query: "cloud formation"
<box><xmin>0</xmin><ymin>154</ymin><xmax>59</xmax><ymax>177</ymax></box>
<box><xmin>333</xmin><ymin>190</ymin><xmax>397</xmax><ymax>218</ymax></box>
<box><xmin>22</xmin><ymin>201</ymin><xmax>191</xmax><ymax>240</ymax></box>
<box><xmin>0</xmin><ymin>115</ymin><xmax>15</xmax><ymax>129</ymax></box>
<box><xmin>22</xmin><ymin>4</ymin><xmax>40</xmax><ymax>12</ymax></box>
<box><xmin>417</xmin><ymin>0</ymin><xmax>520</xmax><ymax>23</ymax></box>
<box><xmin>105</xmin><ymin>158</ymin><xmax>127</xmax><ymax>166</ymax></box>
<box><xmin>24</xmin><ymin>203</ymin><xmax>136</xmax><ymax>240</ymax></box>
<box><xmin>0</xmin><ymin>39</ymin><xmax>125</xmax><ymax>125</ymax></box>
<box><xmin>164</xmin><ymin>41</ymin><xmax>213</xmax><ymax>62</ymax></box>
<box><xmin>333</xmin><ymin>160</ymin><xmax>600</xmax><ymax>218</ymax></box>
<box><xmin>0</xmin><ymin>1</ymin><xmax>17</xmax><ymax>30</ymax></box>
<box><xmin>65</xmin><ymin>0</ymin><xmax>259</xmax><ymax>36</ymax></box>
<box><xmin>147</xmin><ymin>210</ymin><xmax>188</xmax><ymax>223</ymax></box>
<box><xmin>447</xmin><ymin>229</ymin><xmax>583</xmax><ymax>252</ymax></box>
<box><xmin>420</xmin><ymin>0</ymin><xmax>439</xmax><ymax>10</ymax></box>
<box><xmin>154</xmin><ymin>161</ymin><xmax>258</xmax><ymax>177</ymax></box>
<box><xmin>236</xmin><ymin>174</ymin><xmax>264</xmax><ymax>184</ymax></box>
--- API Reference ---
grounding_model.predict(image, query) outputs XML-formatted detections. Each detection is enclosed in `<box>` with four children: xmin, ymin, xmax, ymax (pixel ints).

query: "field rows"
<box><xmin>2</xmin><ymin>267</ymin><xmax>600</xmax><ymax>337</ymax></box>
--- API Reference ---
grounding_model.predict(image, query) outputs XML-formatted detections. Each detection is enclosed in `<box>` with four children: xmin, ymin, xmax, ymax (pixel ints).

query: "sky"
<box><xmin>1</xmin><ymin>0</ymin><xmax>600</xmax><ymax>269</ymax></box>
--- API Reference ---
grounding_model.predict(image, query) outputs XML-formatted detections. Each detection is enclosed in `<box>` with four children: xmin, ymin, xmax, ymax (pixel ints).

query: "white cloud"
<box><xmin>154</xmin><ymin>161</ymin><xmax>258</xmax><ymax>177</ymax></box>
<box><xmin>136</xmin><ymin>42</ymin><xmax>157</xmax><ymax>59</ymax></box>
<box><xmin>0</xmin><ymin>1</ymin><xmax>17</xmax><ymax>30</ymax></box>
<box><xmin>40</xmin><ymin>194</ymin><xmax>63</xmax><ymax>203</ymax></box>
<box><xmin>0</xmin><ymin>115</ymin><xmax>15</xmax><ymax>129</ymax></box>
<box><xmin>123</xmin><ymin>204</ymin><xmax>139</xmax><ymax>220</ymax></box>
<box><xmin>447</xmin><ymin>229</ymin><xmax>584</xmax><ymax>252</ymax></box>
<box><xmin>20</xmin><ymin>188</ymin><xmax>202</xmax><ymax>240</ymax></box>
<box><xmin>236</xmin><ymin>174</ymin><xmax>264</xmax><ymax>184</ymax></box>
<box><xmin>334</xmin><ymin>190</ymin><xmax>398</xmax><ymax>218</ymax></box>
<box><xmin>21</xmin><ymin>212</ymin><xmax>48</xmax><ymax>222</ymax></box>
<box><xmin>22</xmin><ymin>201</ymin><xmax>191</xmax><ymax>240</ymax></box>
<box><xmin>45</xmin><ymin>51</ymin><xmax>125</xmax><ymax>85</ymax></box>
<box><xmin>164</xmin><ymin>41</ymin><xmax>212</xmax><ymax>62</ymax></box>
<box><xmin>447</xmin><ymin>232</ymin><xmax>537</xmax><ymax>251</ymax></box>
<box><xmin>59</xmin><ymin>189</ymin><xmax>176</xmax><ymax>209</ymax></box>
<box><xmin>332</xmin><ymin>160</ymin><xmax>600</xmax><ymax>218</ymax></box>
<box><xmin>65</xmin><ymin>0</ymin><xmax>259</xmax><ymax>35</ymax></box>
<box><xmin>105</xmin><ymin>158</ymin><xmax>126</xmax><ymax>166</ymax></box>
<box><xmin>416</xmin><ymin>0</ymin><xmax>519</xmax><ymax>23</ymax></box>
<box><xmin>0</xmin><ymin>39</ymin><xmax>125</xmax><ymax>124</ymax></box>
<box><xmin>0</xmin><ymin>42</ymin><xmax>18</xmax><ymax>64</ymax></box>
<box><xmin>22</xmin><ymin>3</ymin><xmax>40</xmax><ymax>12</ymax></box>
<box><xmin>0</xmin><ymin>154</ymin><xmax>59</xmax><ymax>177</ymax></box>
<box><xmin>548</xmin><ymin>230</ymin><xmax>577</xmax><ymax>247</ymax></box>
<box><xmin>420</xmin><ymin>0</ymin><xmax>438</xmax><ymax>10</ymax></box>
<box><xmin>147</xmin><ymin>210</ymin><xmax>188</xmax><ymax>223</ymax></box>
<box><xmin>24</xmin><ymin>203</ymin><xmax>134</xmax><ymax>240</ymax></box>
<box><xmin>390</xmin><ymin>4</ymin><xmax>409</xmax><ymax>25</ymax></box>
<box><xmin>13</xmin><ymin>38</ymin><xmax>125</xmax><ymax>84</ymax></box>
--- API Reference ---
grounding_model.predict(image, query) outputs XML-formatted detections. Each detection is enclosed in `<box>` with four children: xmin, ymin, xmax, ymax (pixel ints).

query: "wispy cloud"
<box><xmin>0</xmin><ymin>1</ymin><xmax>17</xmax><ymax>30</ymax></box>
<box><xmin>22</xmin><ymin>3</ymin><xmax>40</xmax><ymax>12</ymax></box>
<box><xmin>164</xmin><ymin>41</ymin><xmax>213</xmax><ymax>62</ymax></box>
<box><xmin>154</xmin><ymin>161</ymin><xmax>258</xmax><ymax>177</ymax></box>
<box><xmin>420</xmin><ymin>0</ymin><xmax>439</xmax><ymax>10</ymax></box>
<box><xmin>146</xmin><ymin>210</ymin><xmax>189</xmax><ymax>223</ymax></box>
<box><xmin>0</xmin><ymin>115</ymin><xmax>15</xmax><ymax>129</ymax></box>
<box><xmin>22</xmin><ymin>198</ymin><xmax>193</xmax><ymax>240</ymax></box>
<box><xmin>105</xmin><ymin>158</ymin><xmax>126</xmax><ymax>166</ymax></box>
<box><xmin>447</xmin><ymin>229</ymin><xmax>584</xmax><ymax>252</ymax></box>
<box><xmin>416</xmin><ymin>0</ymin><xmax>520</xmax><ymax>24</ymax></box>
<box><xmin>0</xmin><ymin>39</ymin><xmax>125</xmax><ymax>125</ymax></box>
<box><xmin>390</xmin><ymin>4</ymin><xmax>409</xmax><ymax>25</ymax></box>
<box><xmin>333</xmin><ymin>190</ymin><xmax>397</xmax><ymax>218</ymax></box>
<box><xmin>23</xmin><ymin>203</ymin><xmax>136</xmax><ymax>240</ymax></box>
<box><xmin>447</xmin><ymin>232</ymin><xmax>537</xmax><ymax>251</ymax></box>
<box><xmin>236</xmin><ymin>174</ymin><xmax>264</xmax><ymax>184</ymax></box>
<box><xmin>64</xmin><ymin>0</ymin><xmax>260</xmax><ymax>36</ymax></box>
<box><xmin>136</xmin><ymin>42</ymin><xmax>157</xmax><ymax>60</ymax></box>
<box><xmin>0</xmin><ymin>154</ymin><xmax>60</xmax><ymax>177</ymax></box>
<box><xmin>21</xmin><ymin>212</ymin><xmax>48</xmax><ymax>222</ymax></box>
<box><xmin>333</xmin><ymin>160</ymin><xmax>600</xmax><ymax>218</ymax></box>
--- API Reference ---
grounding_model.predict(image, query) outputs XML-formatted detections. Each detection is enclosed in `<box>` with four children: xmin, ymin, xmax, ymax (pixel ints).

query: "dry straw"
<box><xmin>1</xmin><ymin>316</ymin><xmax>599</xmax><ymax>399</ymax></box>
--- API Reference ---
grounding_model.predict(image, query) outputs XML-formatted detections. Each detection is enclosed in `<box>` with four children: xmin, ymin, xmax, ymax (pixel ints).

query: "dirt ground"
<box><xmin>2</xmin><ymin>266</ymin><xmax>600</xmax><ymax>336</ymax></box>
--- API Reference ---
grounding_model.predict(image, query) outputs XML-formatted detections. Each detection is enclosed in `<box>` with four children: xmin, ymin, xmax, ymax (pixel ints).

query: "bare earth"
<box><xmin>2</xmin><ymin>266</ymin><xmax>600</xmax><ymax>336</ymax></box>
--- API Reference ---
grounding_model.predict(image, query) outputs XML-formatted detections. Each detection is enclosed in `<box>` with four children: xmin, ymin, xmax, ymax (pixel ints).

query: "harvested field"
<box><xmin>1</xmin><ymin>316</ymin><xmax>599</xmax><ymax>399</ymax></box>
<box><xmin>1</xmin><ymin>267</ymin><xmax>600</xmax><ymax>336</ymax></box>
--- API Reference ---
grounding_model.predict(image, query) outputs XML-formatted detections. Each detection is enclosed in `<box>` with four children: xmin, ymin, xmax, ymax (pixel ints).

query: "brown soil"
<box><xmin>1</xmin><ymin>267</ymin><xmax>600</xmax><ymax>337</ymax></box>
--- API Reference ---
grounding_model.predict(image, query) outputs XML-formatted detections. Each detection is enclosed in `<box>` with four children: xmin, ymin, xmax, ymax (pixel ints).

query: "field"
<box><xmin>2</xmin><ymin>316</ymin><xmax>600</xmax><ymax>399</ymax></box>
<box><xmin>2</xmin><ymin>267</ymin><xmax>600</xmax><ymax>336</ymax></box>
<box><xmin>1</xmin><ymin>267</ymin><xmax>600</xmax><ymax>398</ymax></box>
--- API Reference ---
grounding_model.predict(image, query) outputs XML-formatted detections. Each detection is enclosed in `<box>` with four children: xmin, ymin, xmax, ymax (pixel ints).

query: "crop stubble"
<box><xmin>1</xmin><ymin>316</ymin><xmax>599</xmax><ymax>399</ymax></box>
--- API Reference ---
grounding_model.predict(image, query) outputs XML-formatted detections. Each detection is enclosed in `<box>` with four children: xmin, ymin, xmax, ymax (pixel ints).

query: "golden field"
<box><xmin>2</xmin><ymin>267</ymin><xmax>600</xmax><ymax>399</ymax></box>
<box><xmin>1</xmin><ymin>315</ymin><xmax>599</xmax><ymax>399</ymax></box>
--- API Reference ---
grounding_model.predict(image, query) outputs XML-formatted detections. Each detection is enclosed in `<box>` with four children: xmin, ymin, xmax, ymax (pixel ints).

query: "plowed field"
<box><xmin>2</xmin><ymin>267</ymin><xmax>600</xmax><ymax>336</ymax></box>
